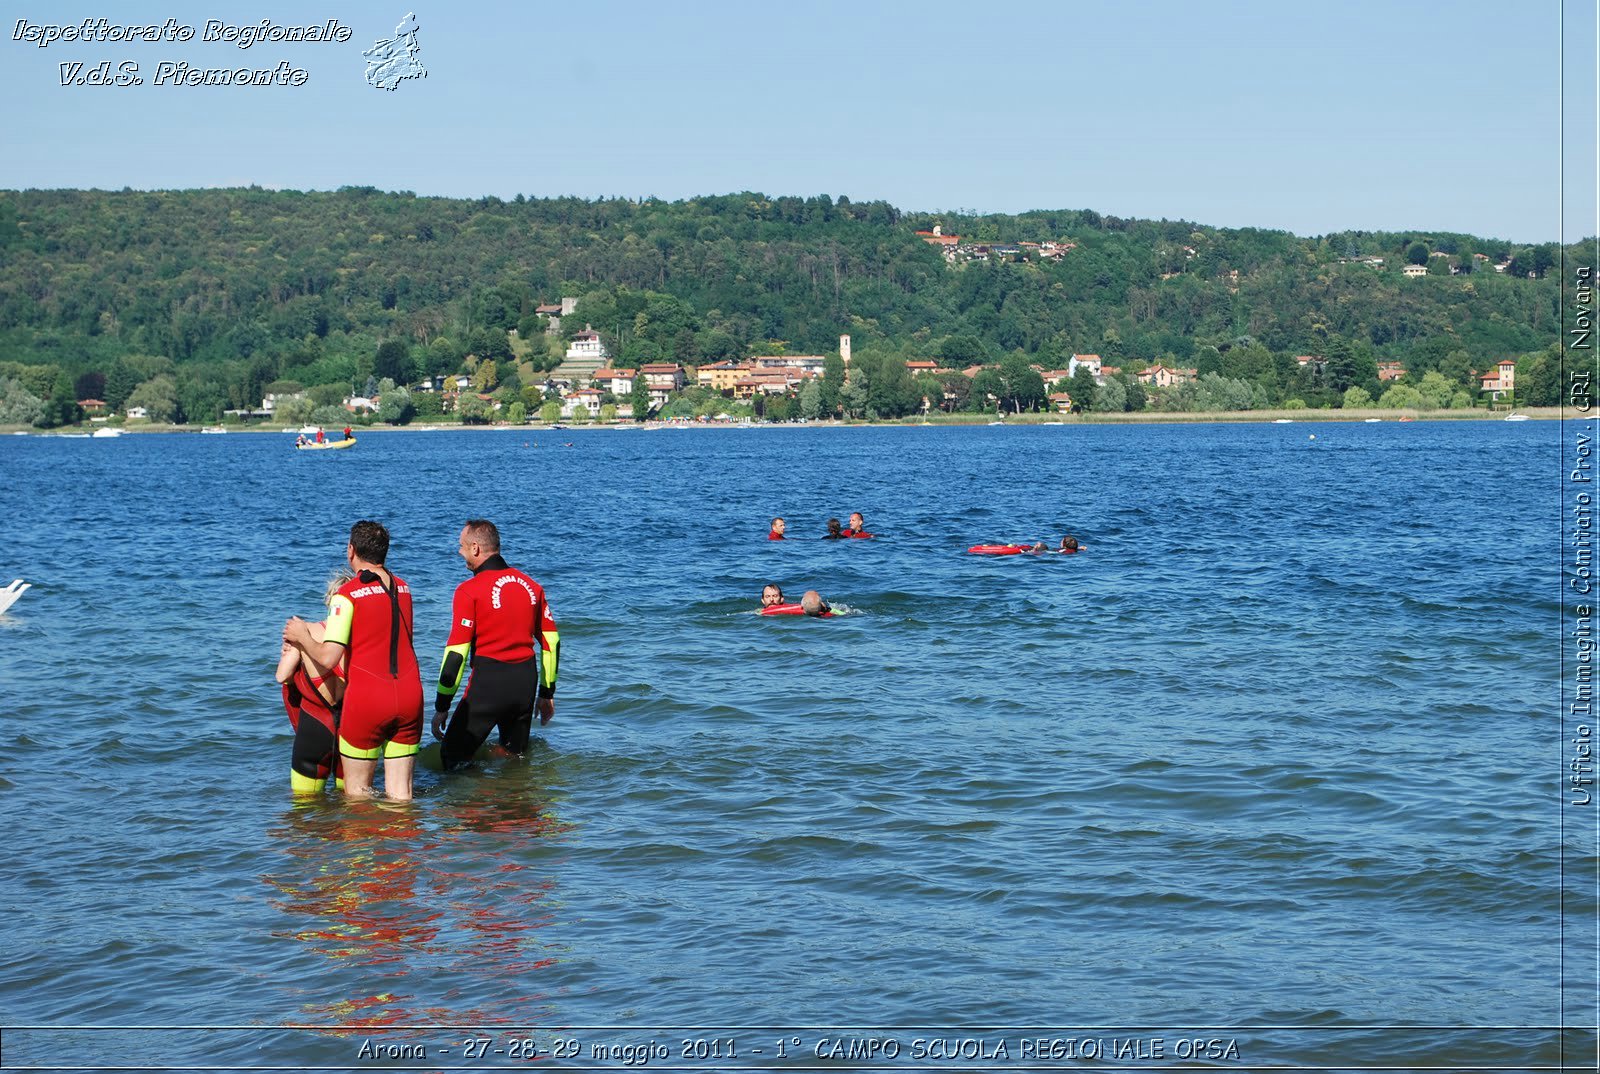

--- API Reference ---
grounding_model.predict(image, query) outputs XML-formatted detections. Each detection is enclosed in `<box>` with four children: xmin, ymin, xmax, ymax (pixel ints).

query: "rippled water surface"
<box><xmin>0</xmin><ymin>421</ymin><xmax>1576</xmax><ymax>1068</ymax></box>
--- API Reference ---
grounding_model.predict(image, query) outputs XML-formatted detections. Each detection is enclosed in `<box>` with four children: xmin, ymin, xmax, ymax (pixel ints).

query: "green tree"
<box><xmin>1118</xmin><ymin>374</ymin><xmax>1147</xmax><ymax>412</ymax></box>
<box><xmin>413</xmin><ymin>391</ymin><xmax>443</xmax><ymax>419</ymax></box>
<box><xmin>0</xmin><ymin>378</ymin><xmax>44</xmax><ymax>426</ymax></box>
<box><xmin>74</xmin><ymin>371</ymin><xmax>106</xmax><ymax>402</ymax></box>
<box><xmin>799</xmin><ymin>378</ymin><xmax>823</xmax><ymax>419</ymax></box>
<box><xmin>631</xmin><ymin>371</ymin><xmax>649</xmax><ymax>414</ymax></box>
<box><xmin>37</xmin><ymin>369</ymin><xmax>84</xmax><ymax>428</ymax></box>
<box><xmin>839</xmin><ymin>379</ymin><xmax>868</xmax><ymax>419</ymax></box>
<box><xmin>938</xmin><ymin>334</ymin><xmax>989</xmax><ymax>365</ymax></box>
<box><xmin>125</xmin><ymin>374</ymin><xmax>181</xmax><ymax>423</ymax></box>
<box><xmin>766</xmin><ymin>394</ymin><xmax>794</xmax><ymax>422</ymax></box>
<box><xmin>937</xmin><ymin>372</ymin><xmax>971</xmax><ymax>412</ymax></box>
<box><xmin>821</xmin><ymin>354</ymin><xmax>845</xmax><ymax>416</ymax></box>
<box><xmin>1406</xmin><ymin>241</ymin><xmax>1429</xmax><ymax>265</ymax></box>
<box><xmin>457</xmin><ymin>394</ymin><xmax>491</xmax><ymax>424</ymax></box>
<box><xmin>539</xmin><ymin>400</ymin><xmax>562</xmax><ymax>424</ymax></box>
<box><xmin>1095</xmin><ymin>376</ymin><xmax>1127</xmax><ymax>413</ymax></box>
<box><xmin>377</xmin><ymin>382</ymin><xmax>415</xmax><ymax>424</ymax></box>
<box><xmin>1342</xmin><ymin>385</ymin><xmax>1373</xmax><ymax>408</ymax></box>
<box><xmin>467</xmin><ymin>328</ymin><xmax>514</xmax><ymax>363</ymax></box>
<box><xmin>970</xmin><ymin>367</ymin><xmax>1004</xmax><ymax>411</ymax></box>
<box><xmin>1415</xmin><ymin>370</ymin><xmax>1454</xmax><ymax>410</ymax></box>
<box><xmin>1068</xmin><ymin>367</ymin><xmax>1098</xmax><ymax>412</ymax></box>
<box><xmin>104</xmin><ymin>361</ymin><xmax>142</xmax><ymax>410</ymax></box>
<box><xmin>472</xmin><ymin>360</ymin><xmax>498</xmax><ymax>393</ymax></box>
<box><xmin>1517</xmin><ymin>346</ymin><xmax>1560</xmax><ymax>407</ymax></box>
<box><xmin>275</xmin><ymin>395</ymin><xmax>316</xmax><ymax>425</ymax></box>
<box><xmin>506</xmin><ymin>401</ymin><xmax>527</xmax><ymax>424</ymax></box>
<box><xmin>600</xmin><ymin>402</ymin><xmax>618</xmax><ymax>422</ymax></box>
<box><xmin>374</xmin><ymin>340</ymin><xmax>412</xmax><ymax>384</ymax></box>
<box><xmin>999</xmin><ymin>354</ymin><xmax>1045</xmax><ymax>413</ymax></box>
<box><xmin>1378</xmin><ymin>384</ymin><xmax>1424</xmax><ymax>409</ymax></box>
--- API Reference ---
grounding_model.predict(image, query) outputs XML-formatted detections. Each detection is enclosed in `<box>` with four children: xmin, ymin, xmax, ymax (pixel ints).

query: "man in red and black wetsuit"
<box><xmin>285</xmin><ymin>520</ymin><xmax>424</xmax><ymax>800</ymax></box>
<box><xmin>767</xmin><ymin>517</ymin><xmax>786</xmax><ymax>540</ymax></box>
<box><xmin>846</xmin><ymin>512</ymin><xmax>874</xmax><ymax>538</ymax></box>
<box><xmin>433</xmin><ymin>519</ymin><xmax>560</xmax><ymax>771</ymax></box>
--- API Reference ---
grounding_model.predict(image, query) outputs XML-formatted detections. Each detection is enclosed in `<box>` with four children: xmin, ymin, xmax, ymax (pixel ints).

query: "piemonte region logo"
<box><xmin>363</xmin><ymin>12</ymin><xmax>425</xmax><ymax>91</ymax></box>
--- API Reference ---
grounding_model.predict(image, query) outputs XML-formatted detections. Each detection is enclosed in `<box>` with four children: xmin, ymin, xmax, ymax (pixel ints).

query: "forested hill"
<box><xmin>0</xmin><ymin>187</ymin><xmax>1573</xmax><ymax>420</ymax></box>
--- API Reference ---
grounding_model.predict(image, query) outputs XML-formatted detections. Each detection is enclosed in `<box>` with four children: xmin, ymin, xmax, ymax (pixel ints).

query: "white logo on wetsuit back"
<box><xmin>490</xmin><ymin>574</ymin><xmax>536</xmax><ymax>609</ymax></box>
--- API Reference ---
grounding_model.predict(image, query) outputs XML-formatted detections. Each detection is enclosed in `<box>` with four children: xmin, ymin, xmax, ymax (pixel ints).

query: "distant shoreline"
<box><xmin>0</xmin><ymin>406</ymin><xmax>1566</xmax><ymax>435</ymax></box>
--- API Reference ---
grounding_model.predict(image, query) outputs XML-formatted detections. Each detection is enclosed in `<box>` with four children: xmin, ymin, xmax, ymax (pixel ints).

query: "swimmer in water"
<box><xmin>760</xmin><ymin>583</ymin><xmax>785</xmax><ymax>608</ymax></box>
<box><xmin>768</xmin><ymin>517</ymin><xmax>786</xmax><ymax>541</ymax></box>
<box><xmin>845</xmin><ymin>512</ymin><xmax>874</xmax><ymax>538</ymax></box>
<box><xmin>800</xmin><ymin>590</ymin><xmax>831</xmax><ymax>617</ymax></box>
<box><xmin>822</xmin><ymin>518</ymin><xmax>844</xmax><ymax>539</ymax></box>
<box><xmin>1029</xmin><ymin>535</ymin><xmax>1081</xmax><ymax>554</ymax></box>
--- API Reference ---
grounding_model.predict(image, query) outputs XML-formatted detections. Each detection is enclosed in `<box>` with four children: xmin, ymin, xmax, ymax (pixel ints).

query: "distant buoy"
<box><xmin>1309</xmin><ymin>434</ymin><xmax>1316</xmax><ymax>440</ymax></box>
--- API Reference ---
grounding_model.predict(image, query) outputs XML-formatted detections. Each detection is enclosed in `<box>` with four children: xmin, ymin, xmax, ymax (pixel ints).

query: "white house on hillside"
<box><xmin>566</xmin><ymin>325</ymin><xmax>608</xmax><ymax>361</ymax></box>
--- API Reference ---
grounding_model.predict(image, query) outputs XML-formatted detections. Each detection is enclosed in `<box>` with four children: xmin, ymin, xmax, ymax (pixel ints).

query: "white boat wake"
<box><xmin>0</xmin><ymin>579</ymin><xmax>30</xmax><ymax>615</ymax></box>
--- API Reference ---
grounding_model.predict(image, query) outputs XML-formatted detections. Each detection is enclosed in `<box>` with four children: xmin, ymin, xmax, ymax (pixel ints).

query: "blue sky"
<box><xmin>2</xmin><ymin>0</ymin><xmax>1594</xmax><ymax>242</ymax></box>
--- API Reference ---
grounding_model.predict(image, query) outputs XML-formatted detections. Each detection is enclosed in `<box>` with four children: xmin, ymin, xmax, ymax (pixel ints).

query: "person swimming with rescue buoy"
<box><xmin>759</xmin><ymin>583</ymin><xmax>832</xmax><ymax>617</ymax></box>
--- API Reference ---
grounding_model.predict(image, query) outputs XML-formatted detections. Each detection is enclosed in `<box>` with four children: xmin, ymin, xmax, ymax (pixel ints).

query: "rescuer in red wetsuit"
<box><xmin>284</xmin><ymin>520</ymin><xmax>423</xmax><ymax>800</ymax></box>
<box><xmin>767</xmin><ymin>517</ymin><xmax>786</xmax><ymax>540</ymax></box>
<box><xmin>845</xmin><ymin>512</ymin><xmax>874</xmax><ymax>538</ymax></box>
<box><xmin>433</xmin><ymin>519</ymin><xmax>559</xmax><ymax>771</ymax></box>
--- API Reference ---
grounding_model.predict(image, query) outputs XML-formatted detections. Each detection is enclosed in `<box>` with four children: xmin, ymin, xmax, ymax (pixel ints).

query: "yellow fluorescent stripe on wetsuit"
<box><xmin>540</xmin><ymin>629</ymin><xmax>560</xmax><ymax>693</ymax></box>
<box><xmin>323</xmin><ymin>594</ymin><xmax>355</xmax><ymax>646</ymax></box>
<box><xmin>436</xmin><ymin>642</ymin><xmax>471</xmax><ymax>697</ymax></box>
<box><xmin>290</xmin><ymin>770</ymin><xmax>325</xmax><ymax>794</ymax></box>
<box><xmin>339</xmin><ymin>736</ymin><xmax>382</xmax><ymax>760</ymax></box>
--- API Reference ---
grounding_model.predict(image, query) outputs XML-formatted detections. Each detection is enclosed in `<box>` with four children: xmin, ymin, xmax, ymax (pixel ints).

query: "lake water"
<box><xmin>0</xmin><ymin>420</ymin><xmax>1587</xmax><ymax>1070</ymax></box>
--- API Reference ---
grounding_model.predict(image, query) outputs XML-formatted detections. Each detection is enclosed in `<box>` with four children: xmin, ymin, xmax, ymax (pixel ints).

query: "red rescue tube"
<box><xmin>968</xmin><ymin>544</ymin><xmax>1029</xmax><ymax>556</ymax></box>
<box><xmin>760</xmin><ymin>603</ymin><xmax>834</xmax><ymax>617</ymax></box>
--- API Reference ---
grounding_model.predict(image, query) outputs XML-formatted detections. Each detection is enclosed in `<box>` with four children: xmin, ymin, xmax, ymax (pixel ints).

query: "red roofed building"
<box><xmin>1048</xmin><ymin>392</ymin><xmax>1074</xmax><ymax>414</ymax></box>
<box><xmin>1377</xmin><ymin>362</ymin><xmax>1407</xmax><ymax>382</ymax></box>
<box><xmin>590</xmin><ymin>368</ymin><xmax>638</xmax><ymax>394</ymax></box>
<box><xmin>905</xmin><ymin>360</ymin><xmax>938</xmax><ymax>374</ymax></box>
<box><xmin>640</xmin><ymin>363</ymin><xmax>687</xmax><ymax>391</ymax></box>
<box><xmin>1479</xmin><ymin>359</ymin><xmax>1517</xmax><ymax>398</ymax></box>
<box><xmin>562</xmin><ymin>388</ymin><xmax>603</xmax><ymax>418</ymax></box>
<box><xmin>734</xmin><ymin>369</ymin><xmax>812</xmax><ymax>399</ymax></box>
<box><xmin>914</xmin><ymin>225</ymin><xmax>960</xmax><ymax>246</ymax></box>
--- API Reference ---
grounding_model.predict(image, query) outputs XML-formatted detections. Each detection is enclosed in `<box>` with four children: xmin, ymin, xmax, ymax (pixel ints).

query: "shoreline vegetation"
<box><xmin>0</xmin><ymin>188</ymin><xmax>1575</xmax><ymax>436</ymax></box>
<box><xmin>2</xmin><ymin>406</ymin><xmax>1564</xmax><ymax>436</ymax></box>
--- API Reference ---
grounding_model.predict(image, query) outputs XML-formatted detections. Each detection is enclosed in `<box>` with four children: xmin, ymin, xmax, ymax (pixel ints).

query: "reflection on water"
<box><xmin>263</xmin><ymin>759</ymin><xmax>573</xmax><ymax>1031</ymax></box>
